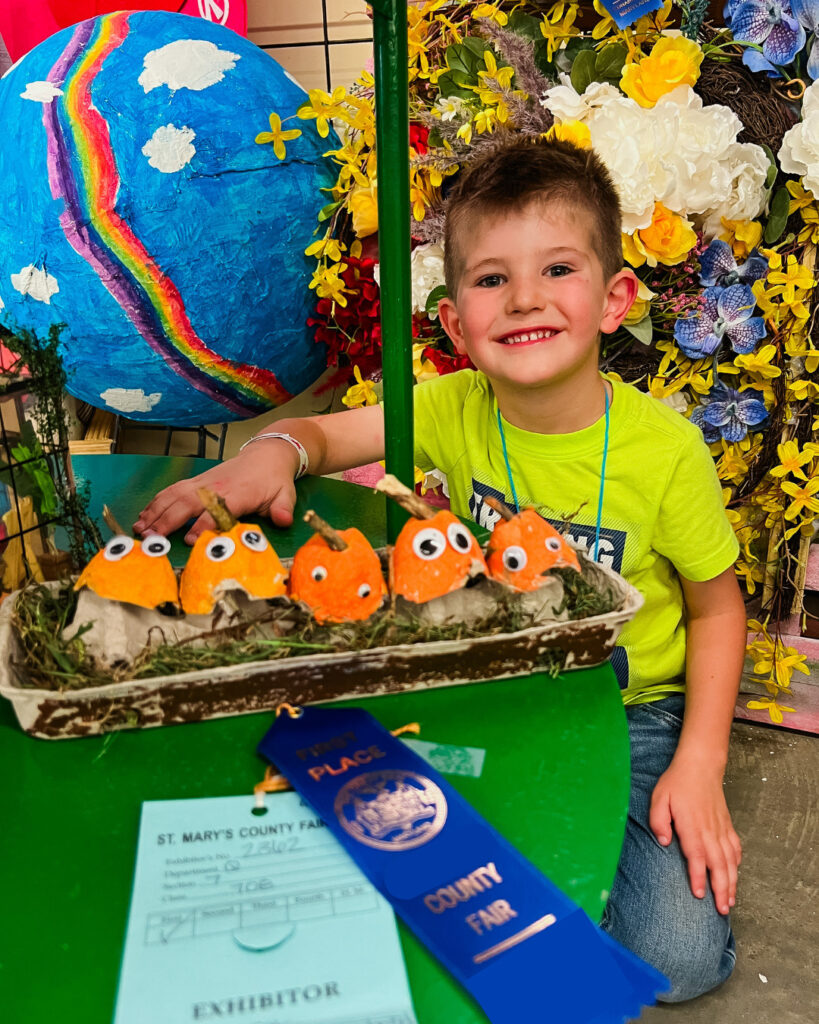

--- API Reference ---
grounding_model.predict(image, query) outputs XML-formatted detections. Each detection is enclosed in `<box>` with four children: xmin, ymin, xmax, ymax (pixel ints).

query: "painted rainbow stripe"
<box><xmin>43</xmin><ymin>13</ymin><xmax>292</xmax><ymax>417</ymax></box>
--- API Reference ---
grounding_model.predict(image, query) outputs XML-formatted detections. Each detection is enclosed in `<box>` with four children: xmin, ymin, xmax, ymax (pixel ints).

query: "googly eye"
<box><xmin>447</xmin><ymin>522</ymin><xmax>473</xmax><ymax>553</ymax></box>
<box><xmin>311</xmin><ymin>565</ymin><xmax>328</xmax><ymax>582</ymax></box>
<box><xmin>241</xmin><ymin>529</ymin><xmax>268</xmax><ymax>552</ymax></box>
<box><xmin>104</xmin><ymin>535</ymin><xmax>134</xmax><ymax>561</ymax></box>
<box><xmin>411</xmin><ymin>527</ymin><xmax>446</xmax><ymax>561</ymax></box>
<box><xmin>205</xmin><ymin>536</ymin><xmax>236</xmax><ymax>562</ymax></box>
<box><xmin>357</xmin><ymin>582</ymin><xmax>371</xmax><ymax>598</ymax></box>
<box><xmin>142</xmin><ymin>535</ymin><xmax>171</xmax><ymax>558</ymax></box>
<box><xmin>502</xmin><ymin>545</ymin><xmax>528</xmax><ymax>572</ymax></box>
<box><xmin>545</xmin><ymin>536</ymin><xmax>562</xmax><ymax>553</ymax></box>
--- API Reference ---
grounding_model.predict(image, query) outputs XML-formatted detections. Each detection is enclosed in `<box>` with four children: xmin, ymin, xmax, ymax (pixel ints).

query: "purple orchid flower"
<box><xmin>699</xmin><ymin>239</ymin><xmax>768</xmax><ymax>288</ymax></box>
<box><xmin>791</xmin><ymin>0</ymin><xmax>819</xmax><ymax>77</ymax></box>
<box><xmin>674</xmin><ymin>284</ymin><xmax>766</xmax><ymax>359</ymax></box>
<box><xmin>691</xmin><ymin>382</ymin><xmax>768</xmax><ymax>442</ymax></box>
<box><xmin>728</xmin><ymin>0</ymin><xmax>806</xmax><ymax>73</ymax></box>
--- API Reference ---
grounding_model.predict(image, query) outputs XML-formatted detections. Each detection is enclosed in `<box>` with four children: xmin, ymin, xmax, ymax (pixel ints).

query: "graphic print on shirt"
<box><xmin>468</xmin><ymin>478</ymin><xmax>627</xmax><ymax>572</ymax></box>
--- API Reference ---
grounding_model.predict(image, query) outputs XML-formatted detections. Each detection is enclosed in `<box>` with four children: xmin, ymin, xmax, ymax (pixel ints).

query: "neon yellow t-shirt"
<box><xmin>413</xmin><ymin>370</ymin><xmax>739</xmax><ymax>703</ymax></box>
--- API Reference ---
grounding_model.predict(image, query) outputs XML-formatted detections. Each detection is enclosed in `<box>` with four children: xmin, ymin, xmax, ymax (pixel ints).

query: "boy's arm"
<box><xmin>648</xmin><ymin>566</ymin><xmax>745</xmax><ymax>916</ymax></box>
<box><xmin>133</xmin><ymin>404</ymin><xmax>385</xmax><ymax>541</ymax></box>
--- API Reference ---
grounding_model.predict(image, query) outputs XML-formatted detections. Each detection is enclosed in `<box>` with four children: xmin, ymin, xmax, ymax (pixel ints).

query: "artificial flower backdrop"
<box><xmin>257</xmin><ymin>1</ymin><xmax>819</xmax><ymax>722</ymax></box>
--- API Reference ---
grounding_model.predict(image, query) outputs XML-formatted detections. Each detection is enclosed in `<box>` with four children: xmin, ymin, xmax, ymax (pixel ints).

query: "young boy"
<box><xmin>135</xmin><ymin>138</ymin><xmax>745</xmax><ymax>1002</ymax></box>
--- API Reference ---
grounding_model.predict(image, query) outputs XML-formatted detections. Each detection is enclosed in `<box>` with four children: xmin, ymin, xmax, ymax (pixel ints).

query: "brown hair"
<box><xmin>443</xmin><ymin>137</ymin><xmax>623</xmax><ymax>296</ymax></box>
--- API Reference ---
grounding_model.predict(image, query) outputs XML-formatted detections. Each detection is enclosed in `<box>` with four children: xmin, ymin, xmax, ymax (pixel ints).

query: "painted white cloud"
<box><xmin>142</xmin><ymin>124</ymin><xmax>196</xmax><ymax>173</ymax></box>
<box><xmin>138</xmin><ymin>39</ymin><xmax>240</xmax><ymax>93</ymax></box>
<box><xmin>11</xmin><ymin>265</ymin><xmax>59</xmax><ymax>304</ymax></box>
<box><xmin>20</xmin><ymin>81</ymin><xmax>64</xmax><ymax>103</ymax></box>
<box><xmin>21</xmin><ymin>81</ymin><xmax>64</xmax><ymax>103</ymax></box>
<box><xmin>100</xmin><ymin>388</ymin><xmax>163</xmax><ymax>414</ymax></box>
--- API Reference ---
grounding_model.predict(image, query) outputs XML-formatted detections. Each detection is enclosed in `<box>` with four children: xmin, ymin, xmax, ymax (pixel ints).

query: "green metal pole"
<box><xmin>371</xmin><ymin>1</ymin><xmax>413</xmax><ymax>543</ymax></box>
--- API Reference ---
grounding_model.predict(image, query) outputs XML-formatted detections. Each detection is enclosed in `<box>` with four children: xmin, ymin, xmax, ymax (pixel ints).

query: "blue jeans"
<box><xmin>601</xmin><ymin>694</ymin><xmax>737</xmax><ymax>1003</ymax></box>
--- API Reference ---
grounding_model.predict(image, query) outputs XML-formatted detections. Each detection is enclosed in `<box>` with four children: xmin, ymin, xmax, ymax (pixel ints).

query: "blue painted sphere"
<box><xmin>0</xmin><ymin>11</ymin><xmax>333</xmax><ymax>425</ymax></box>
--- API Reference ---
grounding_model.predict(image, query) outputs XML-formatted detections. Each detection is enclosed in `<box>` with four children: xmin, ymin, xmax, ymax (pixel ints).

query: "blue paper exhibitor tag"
<box><xmin>598</xmin><ymin>0</ymin><xmax>664</xmax><ymax>29</ymax></box>
<box><xmin>258</xmin><ymin>706</ymin><xmax>668</xmax><ymax>1024</ymax></box>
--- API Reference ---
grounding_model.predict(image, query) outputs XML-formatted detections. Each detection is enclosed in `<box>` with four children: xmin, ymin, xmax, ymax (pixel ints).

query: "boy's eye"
<box><xmin>476</xmin><ymin>274</ymin><xmax>504</xmax><ymax>288</ymax></box>
<box><xmin>547</xmin><ymin>264</ymin><xmax>572</xmax><ymax>277</ymax></box>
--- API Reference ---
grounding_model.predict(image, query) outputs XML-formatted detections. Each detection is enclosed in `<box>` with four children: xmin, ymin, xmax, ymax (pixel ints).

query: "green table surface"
<box><xmin>2</xmin><ymin>456</ymin><xmax>630</xmax><ymax>1024</ymax></box>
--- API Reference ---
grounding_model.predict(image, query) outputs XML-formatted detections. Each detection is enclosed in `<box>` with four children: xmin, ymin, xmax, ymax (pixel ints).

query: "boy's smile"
<box><xmin>438</xmin><ymin>201</ymin><xmax>637</xmax><ymax>431</ymax></box>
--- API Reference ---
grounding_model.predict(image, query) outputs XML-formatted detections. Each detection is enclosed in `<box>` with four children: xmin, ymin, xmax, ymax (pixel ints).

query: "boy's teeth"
<box><xmin>503</xmin><ymin>329</ymin><xmax>554</xmax><ymax>344</ymax></box>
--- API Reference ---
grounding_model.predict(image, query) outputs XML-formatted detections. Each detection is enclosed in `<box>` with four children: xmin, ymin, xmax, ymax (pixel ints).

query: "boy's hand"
<box><xmin>649</xmin><ymin>758</ymin><xmax>742</xmax><ymax>917</ymax></box>
<box><xmin>133</xmin><ymin>443</ymin><xmax>299</xmax><ymax>543</ymax></box>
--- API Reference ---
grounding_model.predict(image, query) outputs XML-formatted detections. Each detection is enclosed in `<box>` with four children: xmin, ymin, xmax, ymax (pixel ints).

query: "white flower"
<box><xmin>700</xmin><ymin>143</ymin><xmax>771</xmax><ymax>237</ymax></box>
<box><xmin>657</xmin><ymin>390</ymin><xmax>690</xmax><ymax>414</ymax></box>
<box><xmin>541</xmin><ymin>80</ymin><xmax>622</xmax><ymax>121</ymax></box>
<box><xmin>376</xmin><ymin>242</ymin><xmax>446</xmax><ymax>317</ymax></box>
<box><xmin>542</xmin><ymin>83</ymin><xmax>768</xmax><ymax>238</ymax></box>
<box><xmin>410</xmin><ymin>243</ymin><xmax>446</xmax><ymax>316</ymax></box>
<box><xmin>373</xmin><ymin>242</ymin><xmax>447</xmax><ymax>318</ymax></box>
<box><xmin>779</xmin><ymin>80</ymin><xmax>819</xmax><ymax>197</ymax></box>
<box><xmin>435</xmin><ymin>96</ymin><xmax>468</xmax><ymax>122</ymax></box>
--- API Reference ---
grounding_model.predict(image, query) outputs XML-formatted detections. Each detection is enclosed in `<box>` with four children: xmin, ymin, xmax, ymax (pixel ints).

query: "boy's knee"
<box><xmin>603</xmin><ymin>904</ymin><xmax>736</xmax><ymax>1003</ymax></box>
<box><xmin>655</xmin><ymin>935</ymin><xmax>736</xmax><ymax>1003</ymax></box>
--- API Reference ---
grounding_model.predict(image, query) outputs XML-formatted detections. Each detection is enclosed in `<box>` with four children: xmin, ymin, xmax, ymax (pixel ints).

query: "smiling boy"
<box><xmin>135</xmin><ymin>138</ymin><xmax>746</xmax><ymax>1001</ymax></box>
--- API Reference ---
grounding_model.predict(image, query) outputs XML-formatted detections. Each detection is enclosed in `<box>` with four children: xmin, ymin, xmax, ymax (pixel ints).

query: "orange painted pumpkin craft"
<box><xmin>391</xmin><ymin>510</ymin><xmax>487</xmax><ymax>604</ymax></box>
<box><xmin>74</xmin><ymin>534</ymin><xmax>178</xmax><ymax>609</ymax></box>
<box><xmin>289</xmin><ymin>513</ymin><xmax>386</xmax><ymax>624</ymax></box>
<box><xmin>486</xmin><ymin>508</ymin><xmax>580</xmax><ymax>592</ymax></box>
<box><xmin>179</xmin><ymin>524</ymin><xmax>287</xmax><ymax>615</ymax></box>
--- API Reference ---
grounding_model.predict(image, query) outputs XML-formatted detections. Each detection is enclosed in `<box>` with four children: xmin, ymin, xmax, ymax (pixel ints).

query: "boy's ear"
<box><xmin>438</xmin><ymin>296</ymin><xmax>468</xmax><ymax>355</ymax></box>
<box><xmin>600</xmin><ymin>269</ymin><xmax>640</xmax><ymax>335</ymax></box>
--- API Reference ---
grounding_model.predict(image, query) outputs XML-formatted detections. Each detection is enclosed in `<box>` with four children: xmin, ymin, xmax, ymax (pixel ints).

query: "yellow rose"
<box><xmin>349</xmin><ymin>184</ymin><xmax>378</xmax><ymax>237</ymax></box>
<box><xmin>620</xmin><ymin>37</ymin><xmax>704</xmax><ymax>108</ymax></box>
<box><xmin>545</xmin><ymin>120</ymin><xmax>592</xmax><ymax>149</ymax></box>
<box><xmin>632</xmin><ymin>203</ymin><xmax>697</xmax><ymax>267</ymax></box>
<box><xmin>719</xmin><ymin>217</ymin><xmax>763</xmax><ymax>260</ymax></box>
<box><xmin>623</xmin><ymin>279</ymin><xmax>657</xmax><ymax>325</ymax></box>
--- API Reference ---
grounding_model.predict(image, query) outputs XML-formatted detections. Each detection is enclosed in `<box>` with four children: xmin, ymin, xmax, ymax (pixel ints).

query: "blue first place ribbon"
<box><xmin>258</xmin><ymin>705</ymin><xmax>668</xmax><ymax>1023</ymax></box>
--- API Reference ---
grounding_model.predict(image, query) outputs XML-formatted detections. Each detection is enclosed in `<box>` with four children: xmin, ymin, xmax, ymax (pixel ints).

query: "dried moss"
<box><xmin>11</xmin><ymin>561</ymin><xmax>619</xmax><ymax>692</ymax></box>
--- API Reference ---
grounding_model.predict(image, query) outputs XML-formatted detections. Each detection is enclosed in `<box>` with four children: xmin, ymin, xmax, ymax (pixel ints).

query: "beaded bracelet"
<box><xmin>238</xmin><ymin>432</ymin><xmax>309</xmax><ymax>479</ymax></box>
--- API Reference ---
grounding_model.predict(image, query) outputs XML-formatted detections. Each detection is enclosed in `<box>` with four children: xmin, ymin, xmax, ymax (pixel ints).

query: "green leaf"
<box><xmin>623</xmin><ymin>316</ymin><xmax>654</xmax><ymax>345</ymax></box>
<box><xmin>595</xmin><ymin>43</ymin><xmax>627</xmax><ymax>81</ymax></box>
<box><xmin>558</xmin><ymin>36</ymin><xmax>595</xmax><ymax>70</ymax></box>
<box><xmin>436</xmin><ymin>70</ymin><xmax>476</xmax><ymax>100</ymax></box>
<box><xmin>425</xmin><ymin>285</ymin><xmax>448</xmax><ymax>313</ymax></box>
<box><xmin>463</xmin><ymin>36</ymin><xmax>491</xmax><ymax>62</ymax></box>
<box><xmin>446</xmin><ymin>41</ymin><xmax>482</xmax><ymax>78</ymax></box>
<box><xmin>570</xmin><ymin>49</ymin><xmax>597</xmax><ymax>95</ymax></box>
<box><xmin>507</xmin><ymin>11</ymin><xmax>541</xmax><ymax>40</ymax></box>
<box><xmin>317</xmin><ymin>201</ymin><xmax>340</xmax><ymax>223</ymax></box>
<box><xmin>764</xmin><ymin>187</ymin><xmax>790</xmax><ymax>244</ymax></box>
<box><xmin>761</xmin><ymin>144</ymin><xmax>778</xmax><ymax>189</ymax></box>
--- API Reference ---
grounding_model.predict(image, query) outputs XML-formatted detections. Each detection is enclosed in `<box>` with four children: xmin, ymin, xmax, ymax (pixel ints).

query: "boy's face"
<box><xmin>438</xmin><ymin>202</ymin><xmax>636</xmax><ymax>397</ymax></box>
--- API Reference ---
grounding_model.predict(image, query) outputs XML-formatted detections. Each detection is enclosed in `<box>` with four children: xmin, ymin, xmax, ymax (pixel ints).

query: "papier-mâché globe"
<box><xmin>0</xmin><ymin>11</ymin><xmax>333</xmax><ymax>425</ymax></box>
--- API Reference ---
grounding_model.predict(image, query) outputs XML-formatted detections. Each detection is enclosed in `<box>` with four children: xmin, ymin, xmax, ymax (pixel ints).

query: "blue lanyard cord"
<box><xmin>593</xmin><ymin>388</ymin><xmax>610</xmax><ymax>563</ymax></box>
<box><xmin>496</xmin><ymin>405</ymin><xmax>521</xmax><ymax>513</ymax></box>
<box><xmin>496</xmin><ymin>386</ymin><xmax>611</xmax><ymax>562</ymax></box>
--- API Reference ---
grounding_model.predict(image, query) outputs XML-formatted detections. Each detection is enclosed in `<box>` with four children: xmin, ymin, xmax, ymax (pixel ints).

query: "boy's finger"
<box><xmin>685</xmin><ymin>853</ymin><xmax>707</xmax><ymax>900</ymax></box>
<box><xmin>268</xmin><ymin>486</ymin><xmax>297</xmax><ymax>528</ymax></box>
<box><xmin>729</xmin><ymin>829</ymin><xmax>743</xmax><ymax>866</ymax></box>
<box><xmin>648</xmin><ymin>793</ymin><xmax>672</xmax><ymax>846</ymax></box>
<box><xmin>722</xmin><ymin>836</ymin><xmax>739</xmax><ymax>907</ymax></box>
<box><xmin>133</xmin><ymin>489</ymin><xmax>180</xmax><ymax>532</ymax></box>
<box><xmin>183</xmin><ymin>512</ymin><xmax>217</xmax><ymax>545</ymax></box>
<box><xmin>145</xmin><ymin>495</ymin><xmax>206</xmax><ymax>538</ymax></box>
<box><xmin>707</xmin><ymin>852</ymin><xmax>730</xmax><ymax>916</ymax></box>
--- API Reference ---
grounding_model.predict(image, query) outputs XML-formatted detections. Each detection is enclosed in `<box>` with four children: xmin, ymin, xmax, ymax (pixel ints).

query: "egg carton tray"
<box><xmin>0</xmin><ymin>563</ymin><xmax>642</xmax><ymax>740</ymax></box>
